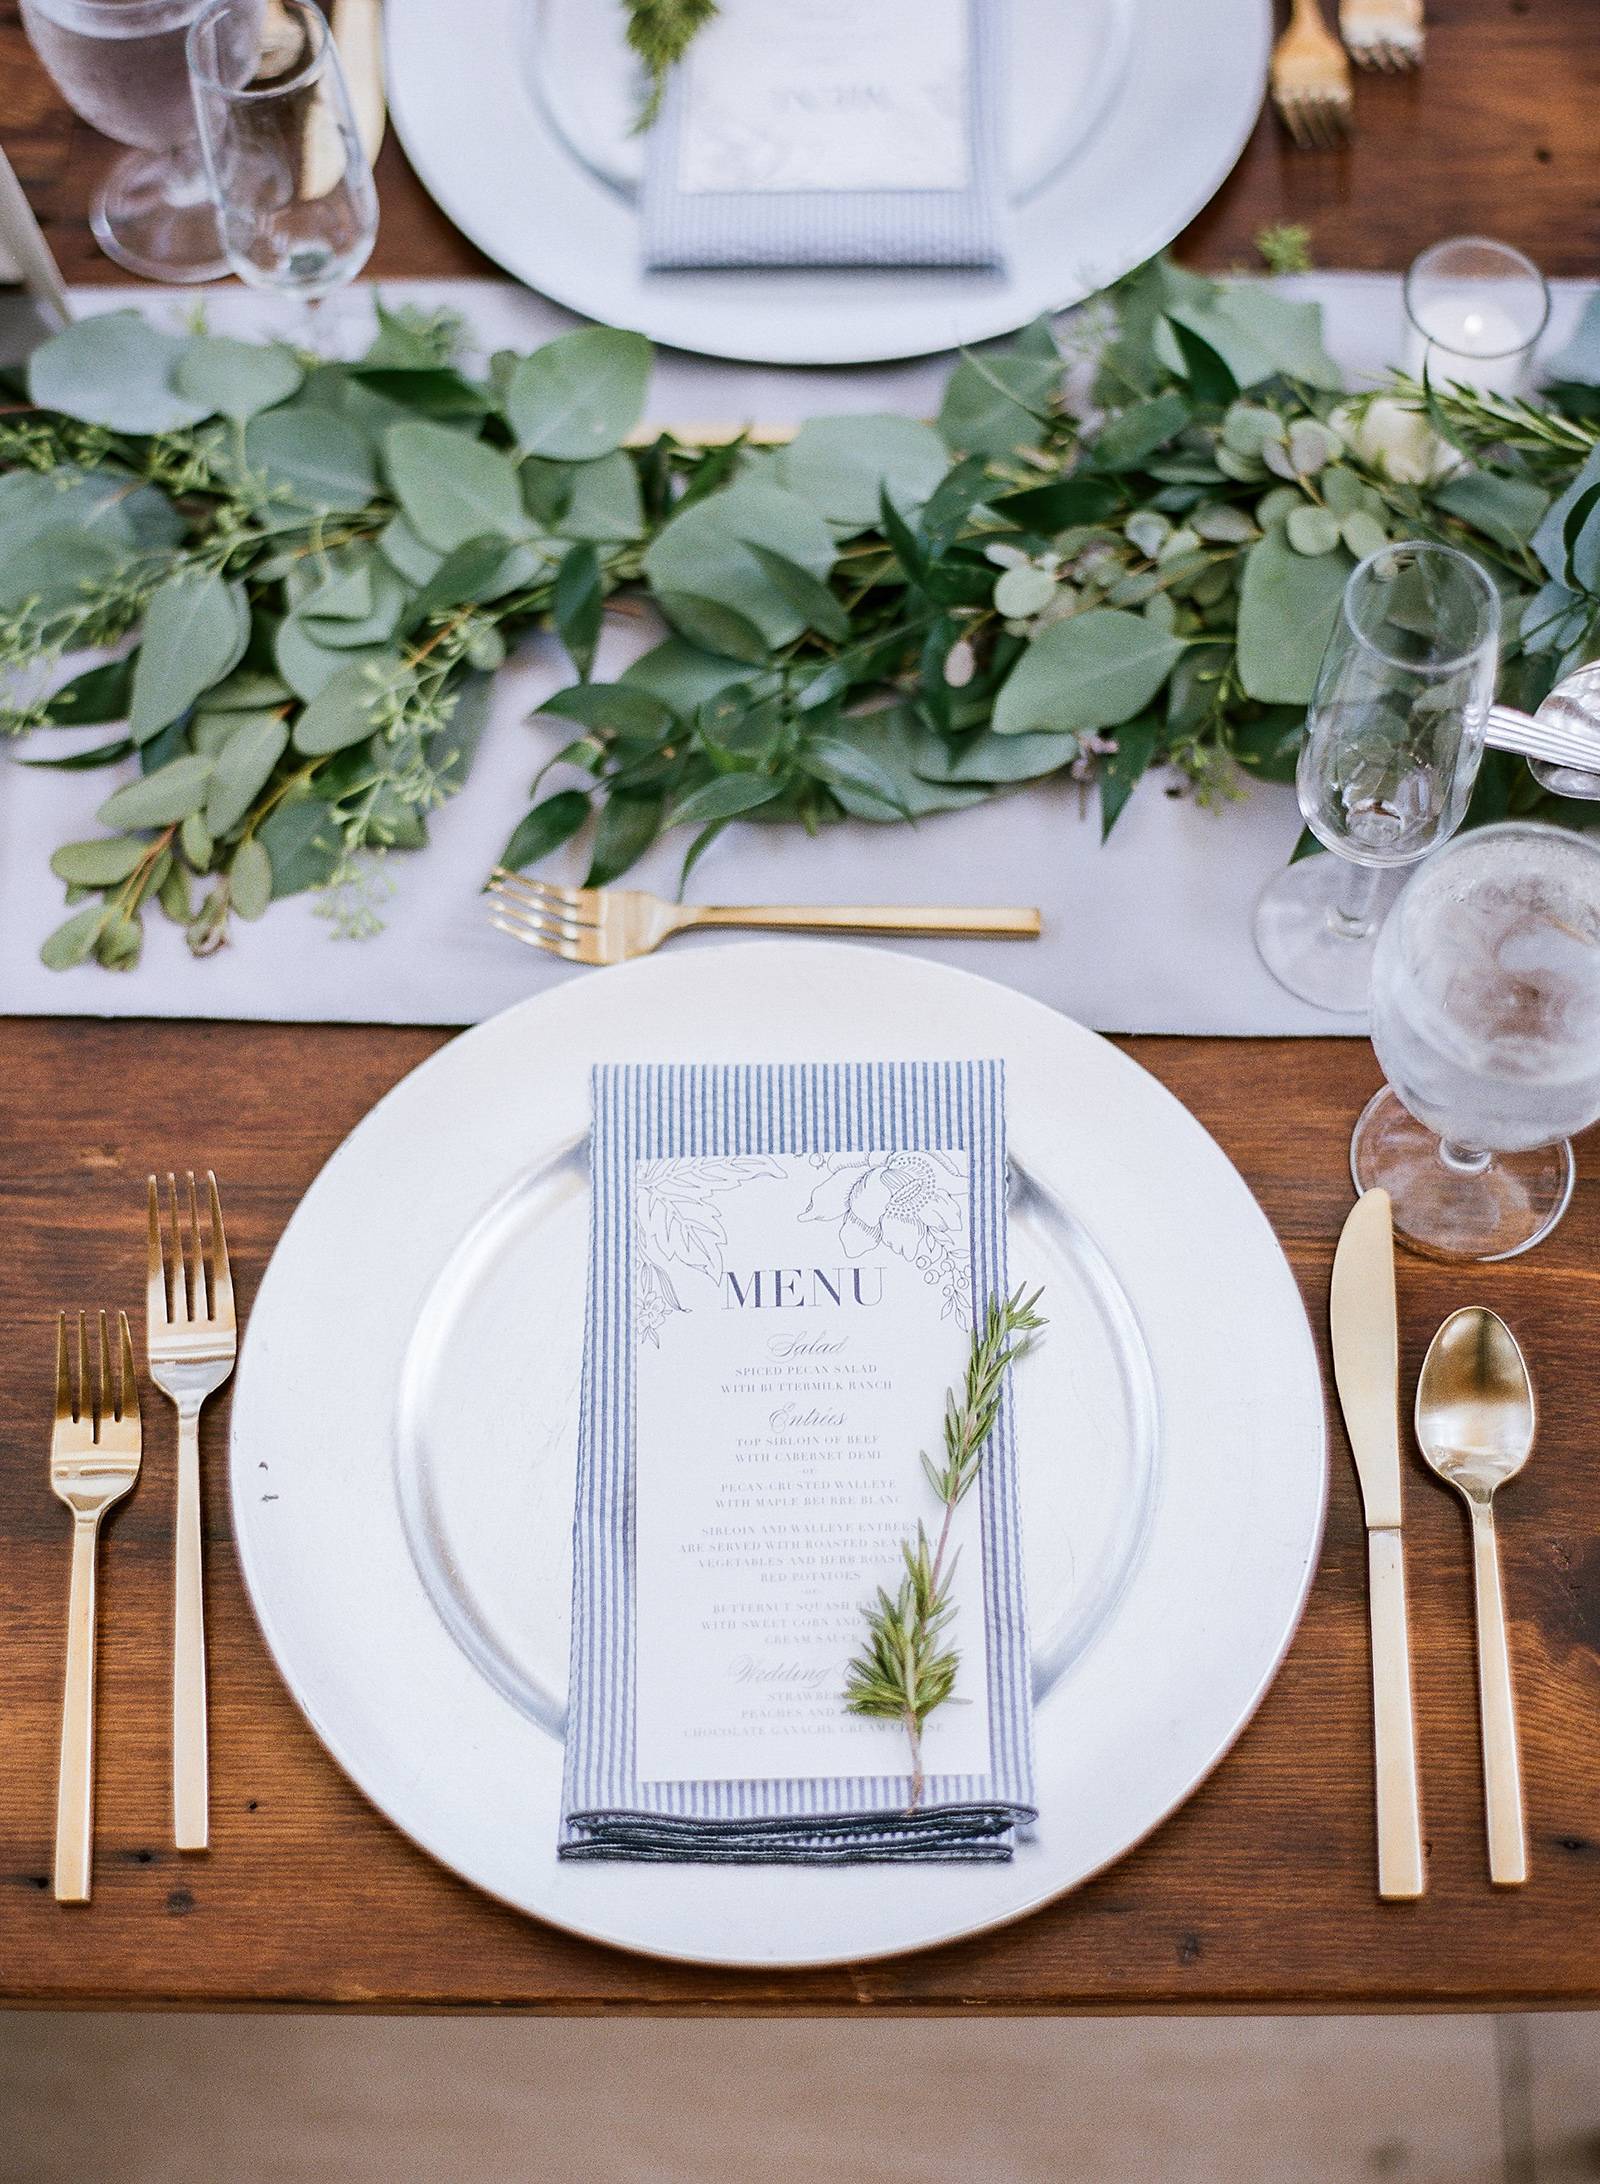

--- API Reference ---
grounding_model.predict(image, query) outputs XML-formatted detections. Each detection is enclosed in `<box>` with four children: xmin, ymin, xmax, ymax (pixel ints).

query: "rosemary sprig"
<box><xmin>625</xmin><ymin>0</ymin><xmax>720</xmax><ymax>131</ymax></box>
<box><xmin>844</xmin><ymin>1284</ymin><xmax>1046</xmax><ymax>1809</ymax></box>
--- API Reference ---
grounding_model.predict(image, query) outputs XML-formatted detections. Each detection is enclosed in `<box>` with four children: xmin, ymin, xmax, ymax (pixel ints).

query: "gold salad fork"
<box><xmin>148</xmin><ymin>1173</ymin><xmax>236</xmax><ymax>1854</ymax></box>
<box><xmin>487</xmin><ymin>869</ymin><xmax>1042</xmax><ymax>965</ymax></box>
<box><xmin>52</xmin><ymin>1311</ymin><xmax>141</xmax><ymax>1904</ymax></box>
<box><xmin>1340</xmin><ymin>0</ymin><xmax>1424</xmax><ymax>70</ymax></box>
<box><xmin>1271</xmin><ymin>0</ymin><xmax>1354</xmax><ymax>145</ymax></box>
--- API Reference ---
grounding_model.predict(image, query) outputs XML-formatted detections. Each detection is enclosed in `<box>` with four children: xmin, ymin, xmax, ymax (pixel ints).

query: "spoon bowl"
<box><xmin>1414</xmin><ymin>1306</ymin><xmax>1536</xmax><ymax>1500</ymax></box>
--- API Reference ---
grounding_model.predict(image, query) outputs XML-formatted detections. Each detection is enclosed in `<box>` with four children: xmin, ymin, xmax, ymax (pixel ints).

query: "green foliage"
<box><xmin>6</xmin><ymin>257</ymin><xmax>1597</xmax><ymax>972</ymax></box>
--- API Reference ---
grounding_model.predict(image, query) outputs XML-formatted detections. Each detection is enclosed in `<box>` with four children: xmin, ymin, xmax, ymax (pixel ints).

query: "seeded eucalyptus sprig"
<box><xmin>845</xmin><ymin>1284</ymin><xmax>1046</xmax><ymax>1809</ymax></box>
<box><xmin>6</xmin><ymin>259</ymin><xmax>1600</xmax><ymax>974</ymax></box>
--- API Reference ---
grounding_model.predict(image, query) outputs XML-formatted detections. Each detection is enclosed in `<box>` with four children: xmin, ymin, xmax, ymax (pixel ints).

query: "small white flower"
<box><xmin>1330</xmin><ymin>398</ymin><xmax>1455</xmax><ymax>486</ymax></box>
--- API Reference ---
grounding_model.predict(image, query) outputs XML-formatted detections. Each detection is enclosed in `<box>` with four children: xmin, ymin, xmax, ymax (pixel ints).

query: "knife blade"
<box><xmin>1330</xmin><ymin>1187</ymin><xmax>1425</xmax><ymax>1900</ymax></box>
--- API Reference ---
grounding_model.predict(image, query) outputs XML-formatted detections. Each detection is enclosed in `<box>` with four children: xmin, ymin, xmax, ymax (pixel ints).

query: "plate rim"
<box><xmin>383</xmin><ymin>0</ymin><xmax>1272</xmax><ymax>366</ymax></box>
<box><xmin>229</xmin><ymin>942</ymin><xmax>1328</xmax><ymax>1970</ymax></box>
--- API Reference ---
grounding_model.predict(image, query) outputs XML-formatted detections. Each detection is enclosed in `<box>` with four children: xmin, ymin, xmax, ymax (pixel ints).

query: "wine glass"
<box><xmin>1355</xmin><ymin>821</ymin><xmax>1600</xmax><ymax>1261</ymax></box>
<box><xmin>20</xmin><ymin>0</ymin><xmax>229</xmax><ymax>282</ymax></box>
<box><xmin>1254</xmin><ymin>541</ymin><xmax>1501</xmax><ymax>1015</ymax></box>
<box><xmin>187</xmin><ymin>0</ymin><xmax>378</xmax><ymax>349</ymax></box>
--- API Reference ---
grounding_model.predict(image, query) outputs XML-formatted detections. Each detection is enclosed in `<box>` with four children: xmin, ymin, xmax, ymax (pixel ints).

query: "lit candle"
<box><xmin>1401</xmin><ymin>238</ymin><xmax>1550</xmax><ymax>399</ymax></box>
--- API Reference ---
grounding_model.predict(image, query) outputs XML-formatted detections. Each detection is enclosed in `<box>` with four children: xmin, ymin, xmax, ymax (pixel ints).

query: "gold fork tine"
<box><xmin>96</xmin><ymin>1311</ymin><xmax>112</xmax><ymax>1437</ymax></box>
<box><xmin>491</xmin><ymin>894</ymin><xmax>589</xmax><ymax>942</ymax></box>
<box><xmin>207</xmin><ymin>1172</ymin><xmax>234</xmax><ymax>1319</ymax></box>
<box><xmin>186</xmin><ymin>1172</ymin><xmax>208</xmax><ymax>1323</ymax></box>
<box><xmin>165</xmin><ymin>1174</ymin><xmax>188</xmax><ymax>1323</ymax></box>
<box><xmin>488</xmin><ymin>912</ymin><xmax>584</xmax><ymax>962</ymax></box>
<box><xmin>493</xmin><ymin>868</ymin><xmax>591</xmax><ymax>913</ymax></box>
<box><xmin>117</xmin><ymin>1311</ymin><xmax>137</xmax><ymax>1424</ymax></box>
<box><xmin>55</xmin><ymin>1312</ymin><xmax>71</xmax><ymax>1423</ymax></box>
<box><xmin>76</xmin><ymin>1312</ymin><xmax>90</xmax><ymax>1432</ymax></box>
<box><xmin>147</xmin><ymin>1178</ymin><xmax>166</xmax><ymax>1329</ymax></box>
<box><xmin>489</xmin><ymin>871</ymin><xmax>598</xmax><ymax>926</ymax></box>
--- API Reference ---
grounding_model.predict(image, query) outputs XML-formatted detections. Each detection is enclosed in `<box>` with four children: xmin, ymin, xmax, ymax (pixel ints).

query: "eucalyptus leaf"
<box><xmin>129</xmin><ymin>572</ymin><xmax>249</xmax><ymax>743</ymax></box>
<box><xmin>242</xmin><ymin>407</ymin><xmax>378</xmax><ymax>512</ymax></box>
<box><xmin>385</xmin><ymin>419</ymin><xmax>527</xmax><ymax>549</ymax></box>
<box><xmin>97</xmin><ymin>753</ymin><xmax>214</xmax><ymax>830</ymax></box>
<box><xmin>205</xmin><ymin>713</ymin><xmax>290</xmax><ymax>835</ymax></box>
<box><xmin>743</xmin><ymin>543</ymin><xmax>850</xmax><ymax>642</ymax></box>
<box><xmin>1237</xmin><ymin>528</ymin><xmax>1354</xmax><ymax>703</ymax></box>
<box><xmin>29</xmin><ymin>312</ymin><xmax>211</xmax><ymax>434</ymax></box>
<box><xmin>229</xmin><ymin>836</ymin><xmax>273</xmax><ymax>919</ymax></box>
<box><xmin>655</xmin><ymin>592</ymin><xmax>772</xmax><ymax>664</ymax></box>
<box><xmin>667</xmin><ymin>773</ymin><xmax>784</xmax><ymax>828</ymax></box>
<box><xmin>584</xmin><ymin>790</ymin><xmax>663</xmax><ymax>887</ymax></box>
<box><xmin>531</xmin><ymin>450</ymin><xmax>645</xmax><ymax>543</ymax></box>
<box><xmin>40</xmin><ymin>658</ymin><xmax>134</xmax><ymax>727</ymax></box>
<box><xmin>825</xmin><ymin>705</ymin><xmax>989</xmax><ymax>816</ymax></box>
<box><xmin>1285</xmin><ymin>504</ymin><xmax>1342</xmax><ymax>556</ymax></box>
<box><xmin>1098</xmin><ymin>716</ymin><xmax>1163</xmax><ymax>838</ymax></box>
<box><xmin>50</xmin><ymin>836</ymin><xmax>149</xmax><ymax>886</ymax></box>
<box><xmin>553</xmin><ymin>542</ymin><xmax>604</xmax><ymax>678</ymax></box>
<box><xmin>772</xmin><ymin>414</ymin><xmax>949</xmax><ymax>533</ymax></box>
<box><xmin>539</xmin><ymin>683</ymin><xmax>677</xmax><ymax>741</ymax></box>
<box><xmin>175</xmin><ymin>335</ymin><xmax>303</xmax><ymax>422</ymax></box>
<box><xmin>258</xmin><ymin>796</ymin><xmax>341</xmax><ymax>894</ymax></box>
<box><xmin>500</xmin><ymin>788</ymin><xmax>591</xmax><ymax>871</ymax></box>
<box><xmin>504</xmin><ymin>328</ymin><xmax>652</xmax><ymax>460</ymax></box>
<box><xmin>642</xmin><ymin>478</ymin><xmax>836</xmax><ymax>647</ymax></box>
<box><xmin>993</xmin><ymin>610</ymin><xmax>1186</xmax><ymax>737</ymax></box>
<box><xmin>621</xmin><ymin>639</ymin><xmax>756</xmax><ymax>716</ymax></box>
<box><xmin>40</xmin><ymin>902</ymin><xmax>111</xmax><ymax>971</ymax></box>
<box><xmin>938</xmin><ymin>350</ymin><xmax>1061</xmax><ymax>456</ymax></box>
<box><xmin>292</xmin><ymin>656</ymin><xmax>392</xmax><ymax>754</ymax></box>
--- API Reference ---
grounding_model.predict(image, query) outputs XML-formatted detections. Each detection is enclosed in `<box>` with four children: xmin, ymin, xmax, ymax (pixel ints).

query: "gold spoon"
<box><xmin>1414</xmin><ymin>1307</ymin><xmax>1535</xmax><ymax>1886</ymax></box>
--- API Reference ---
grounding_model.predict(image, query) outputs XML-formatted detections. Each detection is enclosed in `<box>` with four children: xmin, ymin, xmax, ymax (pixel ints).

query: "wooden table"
<box><xmin>1</xmin><ymin>0</ymin><xmax>1597</xmax><ymax>2015</ymax></box>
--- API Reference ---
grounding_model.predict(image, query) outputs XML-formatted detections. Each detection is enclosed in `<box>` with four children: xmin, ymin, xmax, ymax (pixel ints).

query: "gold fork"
<box><xmin>147</xmin><ymin>1173</ymin><xmax>236</xmax><ymax>1854</ymax></box>
<box><xmin>487</xmin><ymin>869</ymin><xmax>1042</xmax><ymax>966</ymax></box>
<box><xmin>1271</xmin><ymin>0</ymin><xmax>1354</xmax><ymax>146</ymax></box>
<box><xmin>1340</xmin><ymin>0</ymin><xmax>1423</xmax><ymax>69</ymax></box>
<box><xmin>52</xmin><ymin>1310</ymin><xmax>141</xmax><ymax>1904</ymax></box>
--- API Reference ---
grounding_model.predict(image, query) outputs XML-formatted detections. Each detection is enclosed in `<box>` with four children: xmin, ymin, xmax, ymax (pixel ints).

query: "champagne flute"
<box><xmin>20</xmin><ymin>0</ymin><xmax>229</xmax><ymax>282</ymax></box>
<box><xmin>187</xmin><ymin>0</ymin><xmax>378</xmax><ymax>350</ymax></box>
<box><xmin>1254</xmin><ymin>541</ymin><xmax>1501</xmax><ymax>1014</ymax></box>
<box><xmin>1356</xmin><ymin>821</ymin><xmax>1600</xmax><ymax>1260</ymax></box>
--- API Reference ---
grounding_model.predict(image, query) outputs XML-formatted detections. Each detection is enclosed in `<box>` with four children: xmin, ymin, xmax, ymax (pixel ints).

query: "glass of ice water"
<box><xmin>20</xmin><ymin>0</ymin><xmax>228</xmax><ymax>281</ymax></box>
<box><xmin>188</xmin><ymin>0</ymin><xmax>378</xmax><ymax>345</ymax></box>
<box><xmin>1254</xmin><ymin>541</ymin><xmax>1500</xmax><ymax>1015</ymax></box>
<box><xmin>1355</xmin><ymin>821</ymin><xmax>1600</xmax><ymax>1261</ymax></box>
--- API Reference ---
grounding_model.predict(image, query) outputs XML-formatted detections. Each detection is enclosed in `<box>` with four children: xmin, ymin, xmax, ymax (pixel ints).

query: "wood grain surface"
<box><xmin>0</xmin><ymin>1025</ymin><xmax>1595</xmax><ymax>2012</ymax></box>
<box><xmin>1</xmin><ymin>0</ymin><xmax>1598</xmax><ymax>2013</ymax></box>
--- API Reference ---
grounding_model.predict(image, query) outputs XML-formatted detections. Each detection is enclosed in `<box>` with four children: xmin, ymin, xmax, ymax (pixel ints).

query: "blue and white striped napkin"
<box><xmin>558</xmin><ymin>1060</ymin><xmax>1036</xmax><ymax>1863</ymax></box>
<box><xmin>640</xmin><ymin>0</ymin><xmax>1006</xmax><ymax>272</ymax></box>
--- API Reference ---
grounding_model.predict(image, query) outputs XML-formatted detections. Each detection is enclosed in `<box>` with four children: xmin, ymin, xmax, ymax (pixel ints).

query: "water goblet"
<box><xmin>1253</xmin><ymin>540</ymin><xmax>1501</xmax><ymax>1015</ymax></box>
<box><xmin>20</xmin><ymin>0</ymin><xmax>229</xmax><ymax>282</ymax></box>
<box><xmin>1355</xmin><ymin>821</ymin><xmax>1600</xmax><ymax>1261</ymax></box>
<box><xmin>187</xmin><ymin>0</ymin><xmax>378</xmax><ymax>350</ymax></box>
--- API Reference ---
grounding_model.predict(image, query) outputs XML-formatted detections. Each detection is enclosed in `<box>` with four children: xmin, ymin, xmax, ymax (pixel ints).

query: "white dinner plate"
<box><xmin>230</xmin><ymin>943</ymin><xmax>1326</xmax><ymax>1968</ymax></box>
<box><xmin>384</xmin><ymin>0</ymin><xmax>1270</xmax><ymax>365</ymax></box>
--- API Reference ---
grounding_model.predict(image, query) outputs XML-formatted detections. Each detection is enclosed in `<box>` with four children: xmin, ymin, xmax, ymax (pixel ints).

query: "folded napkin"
<box><xmin>559</xmin><ymin>1060</ymin><xmax>1036</xmax><ymax>1863</ymax></box>
<box><xmin>639</xmin><ymin>0</ymin><xmax>1006</xmax><ymax>272</ymax></box>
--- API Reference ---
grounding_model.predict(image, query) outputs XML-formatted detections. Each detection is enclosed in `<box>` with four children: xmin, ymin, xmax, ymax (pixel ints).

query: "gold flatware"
<box><xmin>1330</xmin><ymin>1188</ymin><xmax>1425</xmax><ymax>1899</ymax></box>
<box><xmin>1340</xmin><ymin>0</ymin><xmax>1424</xmax><ymax>70</ymax></box>
<box><xmin>1271</xmin><ymin>0</ymin><xmax>1355</xmax><ymax>146</ymax></box>
<box><xmin>1415</xmin><ymin>1307</ymin><xmax>1533</xmax><ymax>1886</ymax></box>
<box><xmin>147</xmin><ymin>1172</ymin><xmax>237</xmax><ymax>1855</ymax></box>
<box><xmin>51</xmin><ymin>1311</ymin><xmax>141</xmax><ymax>1904</ymax></box>
<box><xmin>331</xmin><ymin>0</ymin><xmax>386</xmax><ymax>168</ymax></box>
<box><xmin>488</xmin><ymin>871</ymin><xmax>1043</xmax><ymax>966</ymax></box>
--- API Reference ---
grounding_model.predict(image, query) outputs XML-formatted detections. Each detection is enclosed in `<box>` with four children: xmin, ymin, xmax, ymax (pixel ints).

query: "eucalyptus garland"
<box><xmin>3</xmin><ymin>257</ymin><xmax>1599</xmax><ymax>974</ymax></box>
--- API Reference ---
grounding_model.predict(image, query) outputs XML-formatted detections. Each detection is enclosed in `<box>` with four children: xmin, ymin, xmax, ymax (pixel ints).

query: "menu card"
<box><xmin>559</xmin><ymin>1061</ymin><xmax>1036</xmax><ymax>1864</ymax></box>
<box><xmin>639</xmin><ymin>0</ymin><xmax>1006</xmax><ymax>271</ymax></box>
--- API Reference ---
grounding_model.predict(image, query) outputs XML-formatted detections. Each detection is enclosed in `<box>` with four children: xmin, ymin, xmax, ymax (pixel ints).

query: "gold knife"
<box><xmin>1330</xmin><ymin>1188</ymin><xmax>1425</xmax><ymax>1900</ymax></box>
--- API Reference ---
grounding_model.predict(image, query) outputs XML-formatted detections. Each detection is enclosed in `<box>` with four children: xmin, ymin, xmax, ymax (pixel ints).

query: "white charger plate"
<box><xmin>384</xmin><ymin>0</ymin><xmax>1270</xmax><ymax>365</ymax></box>
<box><xmin>229</xmin><ymin>943</ymin><xmax>1326</xmax><ymax>1968</ymax></box>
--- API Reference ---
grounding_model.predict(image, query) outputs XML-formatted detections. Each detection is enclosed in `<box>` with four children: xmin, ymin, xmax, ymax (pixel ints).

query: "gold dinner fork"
<box><xmin>52</xmin><ymin>1311</ymin><xmax>141</xmax><ymax>1904</ymax></box>
<box><xmin>1340</xmin><ymin>0</ymin><xmax>1424</xmax><ymax>70</ymax></box>
<box><xmin>148</xmin><ymin>1172</ymin><xmax>236</xmax><ymax>1855</ymax></box>
<box><xmin>487</xmin><ymin>868</ymin><xmax>1042</xmax><ymax>966</ymax></box>
<box><xmin>1271</xmin><ymin>0</ymin><xmax>1354</xmax><ymax>146</ymax></box>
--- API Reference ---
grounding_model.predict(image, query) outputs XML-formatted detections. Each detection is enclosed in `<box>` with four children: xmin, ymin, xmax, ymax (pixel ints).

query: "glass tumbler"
<box><xmin>1254</xmin><ymin>541</ymin><xmax>1501</xmax><ymax>1015</ymax></box>
<box><xmin>188</xmin><ymin>0</ymin><xmax>378</xmax><ymax>344</ymax></box>
<box><xmin>1355</xmin><ymin>821</ymin><xmax>1600</xmax><ymax>1261</ymax></box>
<box><xmin>20</xmin><ymin>0</ymin><xmax>228</xmax><ymax>282</ymax></box>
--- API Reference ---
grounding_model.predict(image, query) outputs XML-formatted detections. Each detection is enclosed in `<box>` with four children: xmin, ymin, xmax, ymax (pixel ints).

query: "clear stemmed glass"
<box><xmin>1253</xmin><ymin>541</ymin><xmax>1501</xmax><ymax>1014</ymax></box>
<box><xmin>20</xmin><ymin>0</ymin><xmax>229</xmax><ymax>282</ymax></box>
<box><xmin>1355</xmin><ymin>821</ymin><xmax>1600</xmax><ymax>1261</ymax></box>
<box><xmin>187</xmin><ymin>0</ymin><xmax>378</xmax><ymax>349</ymax></box>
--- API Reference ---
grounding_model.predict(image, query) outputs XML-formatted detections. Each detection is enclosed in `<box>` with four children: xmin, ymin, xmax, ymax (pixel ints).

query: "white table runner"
<box><xmin>1</xmin><ymin>274</ymin><xmax>1592</xmax><ymax>1034</ymax></box>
